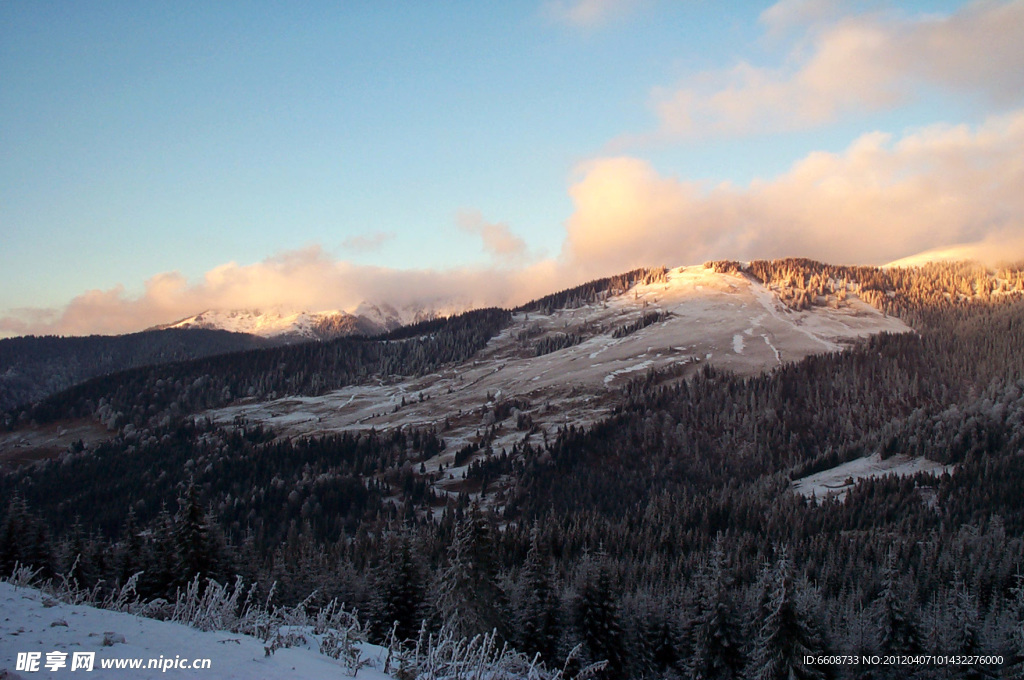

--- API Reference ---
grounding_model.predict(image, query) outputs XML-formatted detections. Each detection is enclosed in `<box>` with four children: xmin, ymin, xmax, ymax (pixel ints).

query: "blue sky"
<box><xmin>2</xmin><ymin>0</ymin><xmax>1023</xmax><ymax>335</ymax></box>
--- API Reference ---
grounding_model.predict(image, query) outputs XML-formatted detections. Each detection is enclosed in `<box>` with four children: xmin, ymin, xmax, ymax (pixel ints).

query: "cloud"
<box><xmin>6</xmin><ymin>109</ymin><xmax>1024</xmax><ymax>337</ymax></box>
<box><xmin>544</xmin><ymin>0</ymin><xmax>641</xmax><ymax>28</ymax></box>
<box><xmin>0</xmin><ymin>246</ymin><xmax>568</xmax><ymax>337</ymax></box>
<box><xmin>637</xmin><ymin>0</ymin><xmax>1024</xmax><ymax>139</ymax></box>
<box><xmin>566</xmin><ymin>109</ymin><xmax>1024</xmax><ymax>272</ymax></box>
<box><xmin>457</xmin><ymin>210</ymin><xmax>530</xmax><ymax>264</ymax></box>
<box><xmin>341</xmin><ymin>231</ymin><xmax>394</xmax><ymax>253</ymax></box>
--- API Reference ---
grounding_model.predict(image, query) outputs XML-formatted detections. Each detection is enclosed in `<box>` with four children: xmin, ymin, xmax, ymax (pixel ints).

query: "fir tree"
<box><xmin>434</xmin><ymin>509</ymin><xmax>508</xmax><ymax>639</ymax></box>
<box><xmin>574</xmin><ymin>553</ymin><xmax>627</xmax><ymax>679</ymax></box>
<box><xmin>370</xmin><ymin>530</ymin><xmax>426</xmax><ymax>642</ymax></box>
<box><xmin>172</xmin><ymin>481</ymin><xmax>227</xmax><ymax>591</ymax></box>
<box><xmin>873</xmin><ymin>548</ymin><xmax>922</xmax><ymax>673</ymax></box>
<box><xmin>0</xmin><ymin>493</ymin><xmax>52</xmax><ymax>578</ymax></box>
<box><xmin>688</xmin><ymin>536</ymin><xmax>745</xmax><ymax>679</ymax></box>
<box><xmin>747</xmin><ymin>547</ymin><xmax>830</xmax><ymax>680</ymax></box>
<box><xmin>515</xmin><ymin>525</ymin><xmax>561</xmax><ymax>663</ymax></box>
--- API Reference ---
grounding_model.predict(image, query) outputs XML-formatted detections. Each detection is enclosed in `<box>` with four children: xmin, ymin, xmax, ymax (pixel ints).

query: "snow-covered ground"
<box><xmin>182</xmin><ymin>266</ymin><xmax>911</xmax><ymax>510</ymax></box>
<box><xmin>792</xmin><ymin>452</ymin><xmax>956</xmax><ymax>502</ymax></box>
<box><xmin>205</xmin><ymin>266</ymin><xmax>908</xmax><ymax>452</ymax></box>
<box><xmin>0</xmin><ymin>582</ymin><xmax>394</xmax><ymax>680</ymax></box>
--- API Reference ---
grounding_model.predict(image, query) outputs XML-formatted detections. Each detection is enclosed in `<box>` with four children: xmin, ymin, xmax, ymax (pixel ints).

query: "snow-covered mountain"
<box><xmin>353</xmin><ymin>299</ymin><xmax>470</xmax><ymax>329</ymax></box>
<box><xmin>152</xmin><ymin>300</ymin><xmax>468</xmax><ymax>341</ymax></box>
<box><xmin>204</xmin><ymin>265</ymin><xmax>911</xmax><ymax>505</ymax></box>
<box><xmin>152</xmin><ymin>309</ymin><xmax>390</xmax><ymax>341</ymax></box>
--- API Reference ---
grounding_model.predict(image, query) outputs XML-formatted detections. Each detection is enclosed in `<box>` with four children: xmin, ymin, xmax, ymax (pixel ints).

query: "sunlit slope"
<box><xmin>205</xmin><ymin>266</ymin><xmax>909</xmax><ymax>457</ymax></box>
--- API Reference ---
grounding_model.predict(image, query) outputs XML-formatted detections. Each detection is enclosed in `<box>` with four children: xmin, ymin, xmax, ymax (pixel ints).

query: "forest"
<box><xmin>3</xmin><ymin>259</ymin><xmax>1024</xmax><ymax>679</ymax></box>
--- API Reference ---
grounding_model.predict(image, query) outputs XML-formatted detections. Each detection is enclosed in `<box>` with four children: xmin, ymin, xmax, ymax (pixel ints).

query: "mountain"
<box><xmin>152</xmin><ymin>308</ymin><xmax>389</xmax><ymax>340</ymax></box>
<box><xmin>205</xmin><ymin>264</ymin><xmax>910</xmax><ymax>456</ymax></box>
<box><xmin>152</xmin><ymin>300</ymin><xmax>467</xmax><ymax>341</ymax></box>
<box><xmin>4</xmin><ymin>258</ymin><xmax>1024</xmax><ymax>679</ymax></box>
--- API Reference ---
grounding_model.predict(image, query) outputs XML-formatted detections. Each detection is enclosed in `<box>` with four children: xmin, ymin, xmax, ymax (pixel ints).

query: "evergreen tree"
<box><xmin>573</xmin><ymin>553</ymin><xmax>627</xmax><ymax>679</ymax></box>
<box><xmin>172</xmin><ymin>481</ymin><xmax>227</xmax><ymax>591</ymax></box>
<box><xmin>117</xmin><ymin>507</ymin><xmax>147</xmax><ymax>586</ymax></box>
<box><xmin>370</xmin><ymin>529</ymin><xmax>426</xmax><ymax>642</ymax></box>
<box><xmin>515</xmin><ymin>525</ymin><xmax>561</xmax><ymax>663</ymax></box>
<box><xmin>688</xmin><ymin>537</ymin><xmax>745</xmax><ymax>679</ymax></box>
<box><xmin>873</xmin><ymin>548</ymin><xmax>922</xmax><ymax>673</ymax></box>
<box><xmin>141</xmin><ymin>504</ymin><xmax>178</xmax><ymax>599</ymax></box>
<box><xmin>747</xmin><ymin>548</ymin><xmax>830</xmax><ymax>680</ymax></box>
<box><xmin>0</xmin><ymin>493</ymin><xmax>52</xmax><ymax>578</ymax></box>
<box><xmin>434</xmin><ymin>509</ymin><xmax>508</xmax><ymax>639</ymax></box>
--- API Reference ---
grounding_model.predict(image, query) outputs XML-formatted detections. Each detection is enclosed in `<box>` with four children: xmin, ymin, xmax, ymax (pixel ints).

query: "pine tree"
<box><xmin>142</xmin><ymin>504</ymin><xmax>178</xmax><ymax>599</ymax></box>
<box><xmin>747</xmin><ymin>547</ymin><xmax>830</xmax><ymax>680</ymax></box>
<box><xmin>0</xmin><ymin>493</ymin><xmax>53</xmax><ymax>578</ymax></box>
<box><xmin>172</xmin><ymin>481</ymin><xmax>227</xmax><ymax>592</ymax></box>
<box><xmin>874</xmin><ymin>548</ymin><xmax>922</xmax><ymax>671</ymax></box>
<box><xmin>946</xmin><ymin>576</ymin><xmax>985</xmax><ymax>680</ymax></box>
<box><xmin>434</xmin><ymin>509</ymin><xmax>508</xmax><ymax>639</ymax></box>
<box><xmin>117</xmin><ymin>507</ymin><xmax>147</xmax><ymax>586</ymax></box>
<box><xmin>574</xmin><ymin>553</ymin><xmax>627</xmax><ymax>679</ymax></box>
<box><xmin>370</xmin><ymin>529</ymin><xmax>425</xmax><ymax>642</ymax></box>
<box><xmin>515</xmin><ymin>525</ymin><xmax>561</xmax><ymax>663</ymax></box>
<box><xmin>688</xmin><ymin>537</ymin><xmax>745</xmax><ymax>679</ymax></box>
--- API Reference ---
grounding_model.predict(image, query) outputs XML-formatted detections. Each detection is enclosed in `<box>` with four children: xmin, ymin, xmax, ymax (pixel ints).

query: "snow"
<box><xmin>792</xmin><ymin>453</ymin><xmax>955</xmax><ymax>502</ymax></box>
<box><xmin>0</xmin><ymin>583</ymin><xmax>395</xmax><ymax>680</ymax></box>
<box><xmin>159</xmin><ymin>309</ymin><xmax>350</xmax><ymax>339</ymax></box>
<box><xmin>732</xmin><ymin>334</ymin><xmax>744</xmax><ymax>354</ymax></box>
<box><xmin>199</xmin><ymin>265</ymin><xmax>911</xmax><ymax>505</ymax></box>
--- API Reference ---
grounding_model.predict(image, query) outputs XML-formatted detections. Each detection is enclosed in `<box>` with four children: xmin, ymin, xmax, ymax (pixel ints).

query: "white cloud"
<box><xmin>544</xmin><ymin>0</ymin><xmax>641</xmax><ymax>28</ymax></box>
<box><xmin>341</xmin><ymin>231</ymin><xmax>394</xmax><ymax>253</ymax></box>
<box><xmin>638</xmin><ymin>0</ymin><xmax>1024</xmax><ymax>139</ymax></box>
<box><xmin>0</xmin><ymin>246</ymin><xmax>568</xmax><ymax>337</ymax></box>
<box><xmin>457</xmin><ymin>210</ymin><xmax>530</xmax><ymax>264</ymax></box>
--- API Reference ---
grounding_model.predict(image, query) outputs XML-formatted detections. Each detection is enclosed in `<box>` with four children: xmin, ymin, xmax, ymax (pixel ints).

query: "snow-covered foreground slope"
<box><xmin>792</xmin><ymin>452</ymin><xmax>955</xmax><ymax>502</ymax></box>
<box><xmin>0</xmin><ymin>582</ymin><xmax>394</xmax><ymax>680</ymax></box>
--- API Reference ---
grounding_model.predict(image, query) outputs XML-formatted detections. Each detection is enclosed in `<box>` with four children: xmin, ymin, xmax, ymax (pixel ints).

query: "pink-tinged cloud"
<box><xmin>0</xmin><ymin>246</ymin><xmax>568</xmax><ymax>337</ymax></box>
<box><xmin>566</xmin><ymin>109</ymin><xmax>1024</xmax><ymax>273</ymax></box>
<box><xmin>457</xmin><ymin>210</ymin><xmax>530</xmax><ymax>264</ymax></box>
<box><xmin>5</xmin><ymin>109</ymin><xmax>1024</xmax><ymax>337</ymax></box>
<box><xmin>637</xmin><ymin>0</ymin><xmax>1024</xmax><ymax>139</ymax></box>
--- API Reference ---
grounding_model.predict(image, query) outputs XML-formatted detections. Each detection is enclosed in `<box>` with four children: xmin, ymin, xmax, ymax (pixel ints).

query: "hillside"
<box><xmin>3</xmin><ymin>259</ymin><xmax>1024</xmax><ymax>679</ymax></box>
<box><xmin>0</xmin><ymin>329</ymin><xmax>270</xmax><ymax>414</ymax></box>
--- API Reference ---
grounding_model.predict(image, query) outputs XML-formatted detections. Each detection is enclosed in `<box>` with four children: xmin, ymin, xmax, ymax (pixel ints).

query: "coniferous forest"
<box><xmin>4</xmin><ymin>259</ymin><xmax>1024</xmax><ymax>679</ymax></box>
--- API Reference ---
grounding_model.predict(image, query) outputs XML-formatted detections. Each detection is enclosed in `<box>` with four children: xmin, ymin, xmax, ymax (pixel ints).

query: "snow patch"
<box><xmin>732</xmin><ymin>334</ymin><xmax>744</xmax><ymax>354</ymax></box>
<box><xmin>792</xmin><ymin>453</ymin><xmax>955</xmax><ymax>502</ymax></box>
<box><xmin>603</xmin><ymin>360</ymin><xmax>654</xmax><ymax>385</ymax></box>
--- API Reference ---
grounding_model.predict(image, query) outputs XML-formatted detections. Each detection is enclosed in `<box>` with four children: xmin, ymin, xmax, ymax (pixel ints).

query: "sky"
<box><xmin>2</xmin><ymin>0</ymin><xmax>1024</xmax><ymax>336</ymax></box>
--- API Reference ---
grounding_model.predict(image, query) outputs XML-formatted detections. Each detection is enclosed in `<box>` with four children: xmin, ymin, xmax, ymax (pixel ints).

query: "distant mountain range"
<box><xmin>150</xmin><ymin>301</ymin><xmax>461</xmax><ymax>341</ymax></box>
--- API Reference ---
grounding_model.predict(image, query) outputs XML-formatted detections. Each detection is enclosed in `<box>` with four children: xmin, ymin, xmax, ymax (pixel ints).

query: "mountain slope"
<box><xmin>153</xmin><ymin>309</ymin><xmax>388</xmax><ymax>340</ymax></box>
<box><xmin>206</xmin><ymin>265</ymin><xmax>909</xmax><ymax>455</ymax></box>
<box><xmin>0</xmin><ymin>329</ymin><xmax>269</xmax><ymax>413</ymax></box>
<box><xmin>4</xmin><ymin>259</ymin><xmax>1024</xmax><ymax>680</ymax></box>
